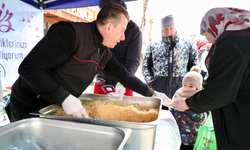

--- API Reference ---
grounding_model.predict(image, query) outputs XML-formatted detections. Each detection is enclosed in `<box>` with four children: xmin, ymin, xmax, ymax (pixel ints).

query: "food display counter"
<box><xmin>31</xmin><ymin>94</ymin><xmax>162</xmax><ymax>150</ymax></box>
<box><xmin>0</xmin><ymin>94</ymin><xmax>181</xmax><ymax>150</ymax></box>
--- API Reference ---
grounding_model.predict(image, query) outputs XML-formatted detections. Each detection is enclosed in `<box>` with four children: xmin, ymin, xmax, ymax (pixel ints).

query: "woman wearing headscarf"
<box><xmin>167</xmin><ymin>7</ymin><xmax>250</xmax><ymax>149</ymax></box>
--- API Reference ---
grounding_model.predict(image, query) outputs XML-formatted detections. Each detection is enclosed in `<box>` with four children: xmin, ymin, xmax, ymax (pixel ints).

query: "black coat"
<box><xmin>186</xmin><ymin>36</ymin><xmax>250</xmax><ymax>150</ymax></box>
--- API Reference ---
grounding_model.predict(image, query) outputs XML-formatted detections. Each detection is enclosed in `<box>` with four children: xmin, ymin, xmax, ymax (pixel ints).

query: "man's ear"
<box><xmin>105</xmin><ymin>22</ymin><xmax>112</xmax><ymax>33</ymax></box>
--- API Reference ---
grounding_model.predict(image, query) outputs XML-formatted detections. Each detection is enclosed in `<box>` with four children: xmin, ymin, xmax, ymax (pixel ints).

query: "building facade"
<box><xmin>43</xmin><ymin>7</ymin><xmax>99</xmax><ymax>35</ymax></box>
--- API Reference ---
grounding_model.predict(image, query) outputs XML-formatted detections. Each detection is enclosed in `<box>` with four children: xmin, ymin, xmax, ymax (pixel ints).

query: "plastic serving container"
<box><xmin>0</xmin><ymin>118</ymin><xmax>131</xmax><ymax>150</ymax></box>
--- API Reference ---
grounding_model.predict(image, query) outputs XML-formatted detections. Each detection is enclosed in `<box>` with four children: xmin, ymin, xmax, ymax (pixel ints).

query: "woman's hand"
<box><xmin>168</xmin><ymin>98</ymin><xmax>189</xmax><ymax>111</ymax></box>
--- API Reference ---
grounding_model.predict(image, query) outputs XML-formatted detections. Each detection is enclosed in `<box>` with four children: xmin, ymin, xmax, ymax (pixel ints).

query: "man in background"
<box><xmin>94</xmin><ymin>0</ymin><xmax>142</xmax><ymax>97</ymax></box>
<box><xmin>142</xmin><ymin>14</ymin><xmax>198</xmax><ymax>109</ymax></box>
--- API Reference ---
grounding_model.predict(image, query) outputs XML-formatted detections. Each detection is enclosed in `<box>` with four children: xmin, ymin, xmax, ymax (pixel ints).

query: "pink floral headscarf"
<box><xmin>201</xmin><ymin>7</ymin><xmax>250</xmax><ymax>42</ymax></box>
<box><xmin>200</xmin><ymin>7</ymin><xmax>250</xmax><ymax>69</ymax></box>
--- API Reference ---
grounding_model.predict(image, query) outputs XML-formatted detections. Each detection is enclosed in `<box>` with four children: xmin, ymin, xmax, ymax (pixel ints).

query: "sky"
<box><xmin>125</xmin><ymin>0</ymin><xmax>250</xmax><ymax>42</ymax></box>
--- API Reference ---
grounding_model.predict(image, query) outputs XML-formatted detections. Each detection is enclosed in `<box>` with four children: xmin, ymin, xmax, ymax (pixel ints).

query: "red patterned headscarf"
<box><xmin>200</xmin><ymin>7</ymin><xmax>250</xmax><ymax>69</ymax></box>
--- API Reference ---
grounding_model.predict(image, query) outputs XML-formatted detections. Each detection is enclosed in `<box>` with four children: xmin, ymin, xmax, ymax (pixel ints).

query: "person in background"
<box><xmin>94</xmin><ymin>0</ymin><xmax>142</xmax><ymax>97</ymax></box>
<box><xmin>188</xmin><ymin>34</ymin><xmax>196</xmax><ymax>42</ymax></box>
<box><xmin>196</xmin><ymin>39</ymin><xmax>206</xmax><ymax>59</ymax></box>
<box><xmin>170</xmin><ymin>66</ymin><xmax>208</xmax><ymax>150</ymax></box>
<box><xmin>199</xmin><ymin>40</ymin><xmax>212</xmax><ymax>82</ymax></box>
<box><xmin>168</xmin><ymin>7</ymin><xmax>250</xmax><ymax>150</ymax></box>
<box><xmin>196</xmin><ymin>39</ymin><xmax>208</xmax><ymax>81</ymax></box>
<box><xmin>6</xmin><ymin>3</ymin><xmax>170</xmax><ymax>122</ymax></box>
<box><xmin>142</xmin><ymin>14</ymin><xmax>198</xmax><ymax>109</ymax></box>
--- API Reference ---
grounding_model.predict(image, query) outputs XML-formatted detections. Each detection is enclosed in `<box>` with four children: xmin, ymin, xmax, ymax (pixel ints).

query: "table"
<box><xmin>154</xmin><ymin>110</ymin><xmax>181</xmax><ymax>150</ymax></box>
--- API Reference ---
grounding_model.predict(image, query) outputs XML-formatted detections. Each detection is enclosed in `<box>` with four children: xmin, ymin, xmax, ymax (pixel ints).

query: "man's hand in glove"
<box><xmin>115</xmin><ymin>82</ymin><xmax>126</xmax><ymax>96</ymax></box>
<box><xmin>112</xmin><ymin>82</ymin><xmax>126</xmax><ymax>100</ymax></box>
<box><xmin>62</xmin><ymin>94</ymin><xmax>89</xmax><ymax>118</ymax></box>
<box><xmin>152</xmin><ymin>91</ymin><xmax>171</xmax><ymax>103</ymax></box>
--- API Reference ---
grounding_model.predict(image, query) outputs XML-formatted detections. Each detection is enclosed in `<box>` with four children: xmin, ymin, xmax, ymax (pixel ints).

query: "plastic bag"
<box><xmin>194</xmin><ymin>113</ymin><xmax>217</xmax><ymax>150</ymax></box>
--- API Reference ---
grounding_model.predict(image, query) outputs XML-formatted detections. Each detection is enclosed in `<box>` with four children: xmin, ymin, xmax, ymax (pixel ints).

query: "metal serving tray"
<box><xmin>0</xmin><ymin>117</ymin><xmax>131</xmax><ymax>150</ymax></box>
<box><xmin>31</xmin><ymin>94</ymin><xmax>162</xmax><ymax>150</ymax></box>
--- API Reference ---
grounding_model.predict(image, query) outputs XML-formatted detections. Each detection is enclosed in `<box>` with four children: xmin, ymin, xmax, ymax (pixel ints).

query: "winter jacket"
<box><xmin>198</xmin><ymin>48</ymin><xmax>209</xmax><ymax>80</ymax></box>
<box><xmin>10</xmin><ymin>21</ymin><xmax>154</xmax><ymax>113</ymax></box>
<box><xmin>97</xmin><ymin>20</ymin><xmax>142</xmax><ymax>86</ymax></box>
<box><xmin>171</xmin><ymin>88</ymin><xmax>207</xmax><ymax>146</ymax></box>
<box><xmin>186</xmin><ymin>36</ymin><xmax>250</xmax><ymax>150</ymax></box>
<box><xmin>142</xmin><ymin>33</ymin><xmax>198</xmax><ymax>98</ymax></box>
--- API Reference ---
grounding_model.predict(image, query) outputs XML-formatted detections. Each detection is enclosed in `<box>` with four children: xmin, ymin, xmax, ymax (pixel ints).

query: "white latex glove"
<box><xmin>152</xmin><ymin>91</ymin><xmax>172</xmax><ymax>105</ymax></box>
<box><xmin>62</xmin><ymin>94</ymin><xmax>89</xmax><ymax>118</ymax></box>
<box><xmin>113</xmin><ymin>82</ymin><xmax>126</xmax><ymax>100</ymax></box>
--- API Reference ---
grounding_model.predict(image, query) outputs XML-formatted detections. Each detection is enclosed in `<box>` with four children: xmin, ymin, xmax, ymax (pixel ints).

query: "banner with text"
<box><xmin>0</xmin><ymin>0</ymin><xmax>43</xmax><ymax>87</ymax></box>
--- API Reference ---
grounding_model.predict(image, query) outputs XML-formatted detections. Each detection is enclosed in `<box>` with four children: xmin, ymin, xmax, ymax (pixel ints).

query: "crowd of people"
<box><xmin>3</xmin><ymin>0</ymin><xmax>250</xmax><ymax>149</ymax></box>
<box><xmin>6</xmin><ymin>1</ymin><xmax>169</xmax><ymax>122</ymax></box>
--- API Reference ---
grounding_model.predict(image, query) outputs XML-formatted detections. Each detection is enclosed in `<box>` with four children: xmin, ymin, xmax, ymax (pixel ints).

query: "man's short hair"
<box><xmin>99</xmin><ymin>0</ymin><xmax>127</xmax><ymax>10</ymax></box>
<box><xmin>96</xmin><ymin>2</ymin><xmax>130</xmax><ymax>26</ymax></box>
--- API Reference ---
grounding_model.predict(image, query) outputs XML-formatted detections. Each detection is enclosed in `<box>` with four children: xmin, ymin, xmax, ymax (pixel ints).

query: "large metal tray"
<box><xmin>0</xmin><ymin>117</ymin><xmax>131</xmax><ymax>150</ymax></box>
<box><xmin>31</xmin><ymin>94</ymin><xmax>162</xmax><ymax>150</ymax></box>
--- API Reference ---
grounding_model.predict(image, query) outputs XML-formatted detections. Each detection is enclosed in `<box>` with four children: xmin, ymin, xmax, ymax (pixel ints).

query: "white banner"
<box><xmin>0</xmin><ymin>0</ymin><xmax>43</xmax><ymax>88</ymax></box>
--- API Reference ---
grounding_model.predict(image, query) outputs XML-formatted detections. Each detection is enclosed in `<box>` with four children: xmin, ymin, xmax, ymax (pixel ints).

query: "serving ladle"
<box><xmin>22</xmin><ymin>132</ymin><xmax>42</xmax><ymax>150</ymax></box>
